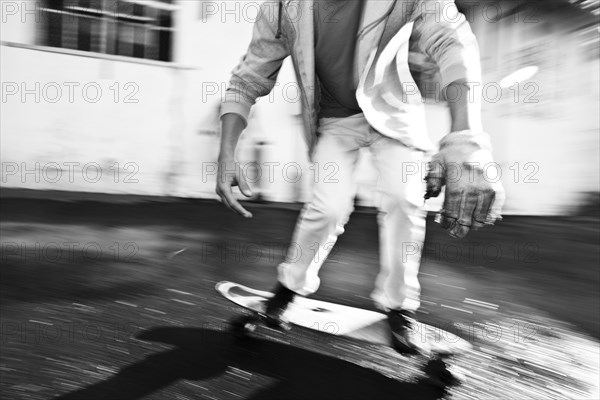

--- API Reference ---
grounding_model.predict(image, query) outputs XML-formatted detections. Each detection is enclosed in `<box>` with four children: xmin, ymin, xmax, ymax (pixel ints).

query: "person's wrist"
<box><xmin>440</xmin><ymin>130</ymin><xmax>491</xmax><ymax>151</ymax></box>
<box><xmin>217</xmin><ymin>151</ymin><xmax>235</xmax><ymax>163</ymax></box>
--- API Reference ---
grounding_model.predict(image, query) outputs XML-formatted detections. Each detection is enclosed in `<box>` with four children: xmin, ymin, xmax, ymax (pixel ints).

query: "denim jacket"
<box><xmin>220</xmin><ymin>0</ymin><xmax>481</xmax><ymax>156</ymax></box>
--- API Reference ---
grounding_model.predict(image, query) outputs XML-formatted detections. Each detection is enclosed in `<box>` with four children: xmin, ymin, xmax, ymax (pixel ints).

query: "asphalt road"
<box><xmin>1</xmin><ymin>195</ymin><xmax>599</xmax><ymax>399</ymax></box>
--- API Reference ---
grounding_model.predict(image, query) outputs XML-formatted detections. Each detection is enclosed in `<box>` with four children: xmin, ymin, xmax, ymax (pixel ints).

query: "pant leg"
<box><xmin>369</xmin><ymin>131</ymin><xmax>427</xmax><ymax>312</ymax></box>
<box><xmin>278</xmin><ymin>115</ymin><xmax>368</xmax><ymax>295</ymax></box>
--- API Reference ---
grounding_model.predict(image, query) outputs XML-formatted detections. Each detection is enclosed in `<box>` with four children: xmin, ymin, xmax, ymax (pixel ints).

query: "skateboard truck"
<box><xmin>217</xmin><ymin>281</ymin><xmax>470</xmax><ymax>388</ymax></box>
<box><xmin>231</xmin><ymin>313</ymin><xmax>291</xmax><ymax>339</ymax></box>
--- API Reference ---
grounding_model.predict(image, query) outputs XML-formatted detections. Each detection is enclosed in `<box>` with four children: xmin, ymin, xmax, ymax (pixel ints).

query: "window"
<box><xmin>40</xmin><ymin>0</ymin><xmax>176</xmax><ymax>61</ymax></box>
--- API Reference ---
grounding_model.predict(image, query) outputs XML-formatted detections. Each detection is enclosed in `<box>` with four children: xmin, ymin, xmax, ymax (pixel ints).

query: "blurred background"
<box><xmin>1</xmin><ymin>0</ymin><xmax>598</xmax><ymax>214</ymax></box>
<box><xmin>1</xmin><ymin>1</ymin><xmax>599</xmax><ymax>399</ymax></box>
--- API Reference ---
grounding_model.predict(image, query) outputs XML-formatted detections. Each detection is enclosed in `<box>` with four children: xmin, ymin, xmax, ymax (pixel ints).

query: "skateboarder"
<box><xmin>216</xmin><ymin>0</ymin><xmax>504</xmax><ymax>354</ymax></box>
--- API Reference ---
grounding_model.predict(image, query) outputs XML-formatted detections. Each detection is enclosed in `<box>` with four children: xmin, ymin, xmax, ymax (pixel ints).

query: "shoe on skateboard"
<box><xmin>216</xmin><ymin>281</ymin><xmax>471</xmax><ymax>388</ymax></box>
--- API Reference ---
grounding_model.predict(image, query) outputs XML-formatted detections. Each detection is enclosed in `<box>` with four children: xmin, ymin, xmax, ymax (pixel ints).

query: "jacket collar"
<box><xmin>280</xmin><ymin>0</ymin><xmax>404</xmax><ymax>86</ymax></box>
<box><xmin>356</xmin><ymin>0</ymin><xmax>396</xmax><ymax>82</ymax></box>
<box><xmin>359</xmin><ymin>0</ymin><xmax>397</xmax><ymax>38</ymax></box>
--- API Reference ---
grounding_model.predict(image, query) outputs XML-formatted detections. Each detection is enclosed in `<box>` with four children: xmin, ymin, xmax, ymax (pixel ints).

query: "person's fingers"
<box><xmin>473</xmin><ymin>190</ymin><xmax>495</xmax><ymax>228</ymax></box>
<box><xmin>438</xmin><ymin>214</ymin><xmax>456</xmax><ymax>230</ymax></box>
<box><xmin>448</xmin><ymin>223</ymin><xmax>470</xmax><ymax>239</ymax></box>
<box><xmin>437</xmin><ymin>214</ymin><xmax>470</xmax><ymax>238</ymax></box>
<box><xmin>424</xmin><ymin>176</ymin><xmax>443</xmax><ymax>199</ymax></box>
<box><xmin>424</xmin><ymin>160</ymin><xmax>444</xmax><ymax>199</ymax></box>
<box><xmin>440</xmin><ymin>189</ymin><xmax>474</xmax><ymax>238</ymax></box>
<box><xmin>236</xmin><ymin>173</ymin><xmax>253</xmax><ymax>198</ymax></box>
<box><xmin>488</xmin><ymin>187</ymin><xmax>505</xmax><ymax>223</ymax></box>
<box><xmin>219</xmin><ymin>183</ymin><xmax>253</xmax><ymax>218</ymax></box>
<box><xmin>221</xmin><ymin>197</ymin><xmax>235</xmax><ymax>212</ymax></box>
<box><xmin>471</xmin><ymin>218</ymin><xmax>486</xmax><ymax>230</ymax></box>
<box><xmin>226</xmin><ymin>191</ymin><xmax>253</xmax><ymax>218</ymax></box>
<box><xmin>216</xmin><ymin>185</ymin><xmax>234</xmax><ymax>211</ymax></box>
<box><xmin>457</xmin><ymin>190</ymin><xmax>479</xmax><ymax>228</ymax></box>
<box><xmin>442</xmin><ymin>189</ymin><xmax>461</xmax><ymax>221</ymax></box>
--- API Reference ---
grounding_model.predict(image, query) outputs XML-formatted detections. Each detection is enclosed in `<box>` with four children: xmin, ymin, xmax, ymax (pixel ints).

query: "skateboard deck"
<box><xmin>216</xmin><ymin>281</ymin><xmax>472</xmax><ymax>356</ymax></box>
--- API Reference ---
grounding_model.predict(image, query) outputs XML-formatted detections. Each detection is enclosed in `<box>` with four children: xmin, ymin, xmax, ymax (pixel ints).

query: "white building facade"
<box><xmin>1</xmin><ymin>0</ymin><xmax>598</xmax><ymax>214</ymax></box>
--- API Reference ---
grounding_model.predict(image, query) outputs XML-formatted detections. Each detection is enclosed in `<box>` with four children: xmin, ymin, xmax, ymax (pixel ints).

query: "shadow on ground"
<box><xmin>54</xmin><ymin>327</ymin><xmax>445</xmax><ymax>400</ymax></box>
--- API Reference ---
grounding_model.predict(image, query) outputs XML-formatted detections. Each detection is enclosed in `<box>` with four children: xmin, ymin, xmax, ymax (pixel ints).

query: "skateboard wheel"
<box><xmin>424</xmin><ymin>357</ymin><xmax>463</xmax><ymax>388</ymax></box>
<box><xmin>231</xmin><ymin>316</ymin><xmax>257</xmax><ymax>339</ymax></box>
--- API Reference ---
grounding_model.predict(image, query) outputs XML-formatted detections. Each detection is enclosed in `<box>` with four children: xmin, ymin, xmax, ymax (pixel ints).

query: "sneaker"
<box><xmin>387</xmin><ymin>309</ymin><xmax>422</xmax><ymax>355</ymax></box>
<box><xmin>264</xmin><ymin>283</ymin><xmax>296</xmax><ymax>328</ymax></box>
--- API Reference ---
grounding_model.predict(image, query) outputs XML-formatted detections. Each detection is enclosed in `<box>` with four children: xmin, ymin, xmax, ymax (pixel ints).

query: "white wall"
<box><xmin>0</xmin><ymin>1</ymin><xmax>305</xmax><ymax>201</ymax></box>
<box><xmin>472</xmin><ymin>11</ymin><xmax>600</xmax><ymax>214</ymax></box>
<box><xmin>0</xmin><ymin>1</ymin><xmax>38</xmax><ymax>45</ymax></box>
<box><xmin>1</xmin><ymin>45</ymin><xmax>202</xmax><ymax>196</ymax></box>
<box><xmin>171</xmin><ymin>1</ymin><xmax>306</xmax><ymax>202</ymax></box>
<box><xmin>1</xmin><ymin>1</ymin><xmax>598</xmax><ymax>214</ymax></box>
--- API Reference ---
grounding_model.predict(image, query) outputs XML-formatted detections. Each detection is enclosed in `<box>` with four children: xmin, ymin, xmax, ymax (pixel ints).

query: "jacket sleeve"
<box><xmin>410</xmin><ymin>0</ymin><xmax>481</xmax><ymax>90</ymax></box>
<box><xmin>219</xmin><ymin>1</ymin><xmax>291</xmax><ymax>127</ymax></box>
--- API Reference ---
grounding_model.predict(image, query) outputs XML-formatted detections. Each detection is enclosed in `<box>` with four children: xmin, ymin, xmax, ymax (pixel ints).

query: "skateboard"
<box><xmin>216</xmin><ymin>281</ymin><xmax>472</xmax><ymax>387</ymax></box>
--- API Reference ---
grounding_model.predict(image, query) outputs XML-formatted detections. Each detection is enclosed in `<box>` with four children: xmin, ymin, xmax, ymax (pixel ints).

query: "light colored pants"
<box><xmin>278</xmin><ymin>113</ymin><xmax>427</xmax><ymax>311</ymax></box>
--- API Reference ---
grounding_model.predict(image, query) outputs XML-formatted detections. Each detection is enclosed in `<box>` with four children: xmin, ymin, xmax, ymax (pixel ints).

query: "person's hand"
<box><xmin>425</xmin><ymin>130</ymin><xmax>504</xmax><ymax>239</ymax></box>
<box><xmin>215</xmin><ymin>158</ymin><xmax>253</xmax><ymax>218</ymax></box>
